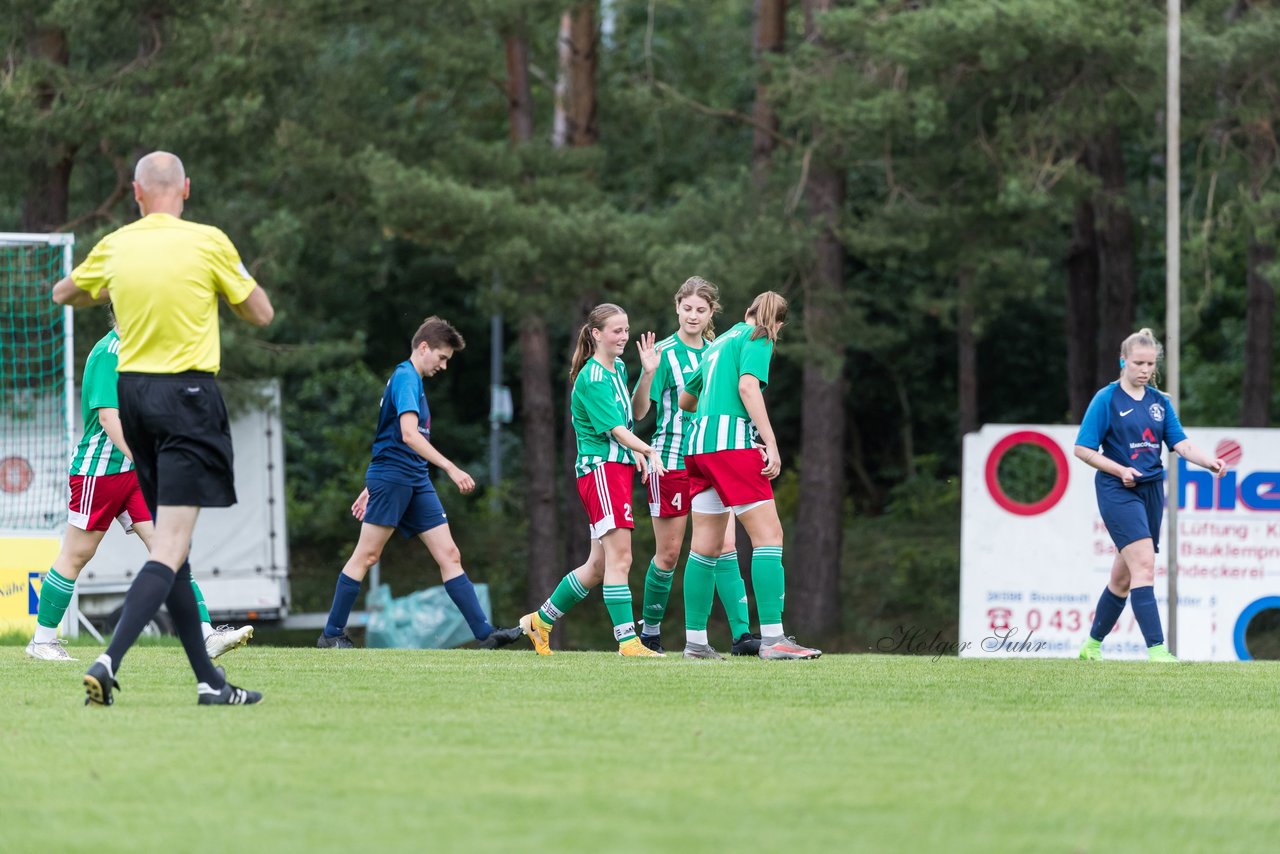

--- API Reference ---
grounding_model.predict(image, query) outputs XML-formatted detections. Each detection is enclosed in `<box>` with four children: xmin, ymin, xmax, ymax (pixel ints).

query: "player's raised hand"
<box><xmin>351</xmin><ymin>488</ymin><xmax>370</xmax><ymax>520</ymax></box>
<box><xmin>448</xmin><ymin>465</ymin><xmax>476</xmax><ymax>494</ymax></box>
<box><xmin>636</xmin><ymin>331</ymin><xmax>660</xmax><ymax>374</ymax></box>
<box><xmin>1208</xmin><ymin>458</ymin><xmax>1227</xmax><ymax>478</ymax></box>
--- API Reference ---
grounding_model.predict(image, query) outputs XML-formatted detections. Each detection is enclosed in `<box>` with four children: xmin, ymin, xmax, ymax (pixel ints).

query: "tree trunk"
<box><xmin>566</xmin><ymin>3</ymin><xmax>598</xmax><ymax>148</ymax></box>
<box><xmin>21</xmin><ymin>25</ymin><xmax>71</xmax><ymax>232</ymax></box>
<box><xmin>1242</xmin><ymin>239</ymin><xmax>1275</xmax><ymax>426</ymax></box>
<box><xmin>552</xmin><ymin>7</ymin><xmax>599</xmax><ymax>569</ymax></box>
<box><xmin>751</xmin><ymin>0</ymin><xmax>787</xmax><ymax>189</ymax></box>
<box><xmin>1089</xmin><ymin>129</ymin><xmax>1137</xmax><ymax>385</ymax></box>
<box><xmin>791</xmin><ymin>0</ymin><xmax>844</xmax><ymax>637</ymax></box>
<box><xmin>847</xmin><ymin>412</ymin><xmax>880</xmax><ymax>510</ymax></box>
<box><xmin>505</xmin><ymin>29</ymin><xmax>562</xmax><ymax>612</ymax></box>
<box><xmin>552</xmin><ymin>12</ymin><xmax>572</xmax><ymax>147</ymax></box>
<box><xmin>957</xmin><ymin>271</ymin><xmax>979</xmax><ymax>436</ymax></box>
<box><xmin>891</xmin><ymin>369</ymin><xmax>916</xmax><ymax>480</ymax></box>
<box><xmin>1065</xmin><ymin>195</ymin><xmax>1100</xmax><ymax>419</ymax></box>
<box><xmin>504</xmin><ymin>35</ymin><xmax>534</xmax><ymax>145</ymax></box>
<box><xmin>520</xmin><ymin>316</ymin><xmax>563</xmax><ymax>611</ymax></box>
<box><xmin>562</xmin><ymin>297</ymin><xmax>595</xmax><ymax>571</ymax></box>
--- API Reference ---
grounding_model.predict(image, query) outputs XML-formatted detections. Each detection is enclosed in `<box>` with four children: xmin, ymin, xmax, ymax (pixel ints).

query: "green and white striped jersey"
<box><xmin>683</xmin><ymin>321</ymin><xmax>773</xmax><ymax>456</ymax></box>
<box><xmin>572</xmin><ymin>357</ymin><xmax>636</xmax><ymax>477</ymax></box>
<box><xmin>69</xmin><ymin>330</ymin><xmax>133</xmax><ymax>476</ymax></box>
<box><xmin>643</xmin><ymin>333</ymin><xmax>705</xmax><ymax>471</ymax></box>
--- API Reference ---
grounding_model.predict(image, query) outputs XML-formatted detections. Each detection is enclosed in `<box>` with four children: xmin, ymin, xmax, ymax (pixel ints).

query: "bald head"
<box><xmin>134</xmin><ymin>151</ymin><xmax>186</xmax><ymax>193</ymax></box>
<box><xmin>132</xmin><ymin>151</ymin><xmax>189</xmax><ymax>216</ymax></box>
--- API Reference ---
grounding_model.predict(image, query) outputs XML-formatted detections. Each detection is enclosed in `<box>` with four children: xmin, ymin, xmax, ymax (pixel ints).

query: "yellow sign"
<box><xmin>0</xmin><ymin>537</ymin><xmax>61</xmax><ymax>634</ymax></box>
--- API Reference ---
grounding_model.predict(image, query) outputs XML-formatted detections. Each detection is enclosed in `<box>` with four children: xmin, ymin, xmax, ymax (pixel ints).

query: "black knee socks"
<box><xmin>102</xmin><ymin>560</ymin><xmax>224</xmax><ymax>688</ymax></box>
<box><xmin>167</xmin><ymin>562</ymin><xmax>224</xmax><ymax>687</ymax></box>
<box><xmin>104</xmin><ymin>561</ymin><xmax>177</xmax><ymax>673</ymax></box>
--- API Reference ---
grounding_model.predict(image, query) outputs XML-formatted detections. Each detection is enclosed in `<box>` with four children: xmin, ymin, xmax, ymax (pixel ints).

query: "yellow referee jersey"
<box><xmin>71</xmin><ymin>213</ymin><xmax>258</xmax><ymax>373</ymax></box>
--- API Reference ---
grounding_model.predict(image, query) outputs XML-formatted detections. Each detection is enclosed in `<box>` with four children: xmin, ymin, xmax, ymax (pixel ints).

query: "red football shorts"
<box><xmin>686</xmin><ymin>449</ymin><xmax>773</xmax><ymax>509</ymax></box>
<box><xmin>68</xmin><ymin>471</ymin><xmax>152</xmax><ymax>533</ymax></box>
<box><xmin>647</xmin><ymin>468</ymin><xmax>691</xmax><ymax>518</ymax></box>
<box><xmin>577</xmin><ymin>462</ymin><xmax>636</xmax><ymax>539</ymax></box>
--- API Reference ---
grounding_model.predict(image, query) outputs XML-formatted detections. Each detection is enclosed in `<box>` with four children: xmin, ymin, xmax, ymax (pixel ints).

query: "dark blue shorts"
<box><xmin>1096</xmin><ymin>475</ymin><xmax>1163</xmax><ymax>553</ymax></box>
<box><xmin>364</xmin><ymin>478</ymin><xmax>447</xmax><ymax>537</ymax></box>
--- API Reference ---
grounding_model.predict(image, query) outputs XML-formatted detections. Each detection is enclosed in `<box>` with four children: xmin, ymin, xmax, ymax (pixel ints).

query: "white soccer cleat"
<box><xmin>205</xmin><ymin>625</ymin><xmax>254</xmax><ymax>659</ymax></box>
<box><xmin>26</xmin><ymin>638</ymin><xmax>77</xmax><ymax>661</ymax></box>
<box><xmin>758</xmin><ymin>636</ymin><xmax>822</xmax><ymax>660</ymax></box>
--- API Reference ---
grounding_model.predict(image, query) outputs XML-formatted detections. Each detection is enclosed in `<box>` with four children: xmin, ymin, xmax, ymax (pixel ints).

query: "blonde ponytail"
<box><xmin>745</xmin><ymin>291</ymin><xmax>789</xmax><ymax>342</ymax></box>
<box><xmin>569</xmin><ymin>303</ymin><xmax>627</xmax><ymax>381</ymax></box>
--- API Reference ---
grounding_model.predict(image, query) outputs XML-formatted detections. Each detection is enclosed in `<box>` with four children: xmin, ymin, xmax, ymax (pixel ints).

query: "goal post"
<box><xmin>0</xmin><ymin>232</ymin><xmax>76</xmax><ymax>636</ymax></box>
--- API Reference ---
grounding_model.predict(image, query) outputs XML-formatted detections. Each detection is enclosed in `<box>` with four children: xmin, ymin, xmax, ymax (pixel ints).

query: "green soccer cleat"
<box><xmin>1147</xmin><ymin>643</ymin><xmax>1179</xmax><ymax>662</ymax></box>
<box><xmin>1078</xmin><ymin>637</ymin><xmax>1103</xmax><ymax>661</ymax></box>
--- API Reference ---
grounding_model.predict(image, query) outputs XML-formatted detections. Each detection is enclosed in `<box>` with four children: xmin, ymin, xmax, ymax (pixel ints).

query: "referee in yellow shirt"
<box><xmin>53</xmin><ymin>151</ymin><xmax>274</xmax><ymax>707</ymax></box>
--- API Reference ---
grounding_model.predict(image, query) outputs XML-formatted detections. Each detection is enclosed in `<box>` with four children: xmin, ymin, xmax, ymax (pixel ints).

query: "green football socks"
<box><xmin>602</xmin><ymin>584</ymin><xmax>637</xmax><ymax>642</ymax></box>
<box><xmin>539</xmin><ymin>571</ymin><xmax>590</xmax><ymax>626</ymax></box>
<box><xmin>751</xmin><ymin>546</ymin><xmax>786</xmax><ymax>630</ymax></box>
<box><xmin>715</xmin><ymin>551</ymin><xmax>751</xmax><ymax>638</ymax></box>
<box><xmin>640</xmin><ymin>559</ymin><xmax>674</xmax><ymax>635</ymax></box>
<box><xmin>683</xmin><ymin>551</ymin><xmax>717</xmax><ymax>632</ymax></box>
<box><xmin>34</xmin><ymin>568</ymin><xmax>75</xmax><ymax>642</ymax></box>
<box><xmin>191</xmin><ymin>578</ymin><xmax>212</xmax><ymax>625</ymax></box>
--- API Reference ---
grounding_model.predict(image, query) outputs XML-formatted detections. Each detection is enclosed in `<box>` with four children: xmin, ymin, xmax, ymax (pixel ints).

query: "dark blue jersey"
<box><xmin>366</xmin><ymin>360</ymin><xmax>432</xmax><ymax>487</ymax></box>
<box><xmin>1075</xmin><ymin>382</ymin><xmax>1187</xmax><ymax>484</ymax></box>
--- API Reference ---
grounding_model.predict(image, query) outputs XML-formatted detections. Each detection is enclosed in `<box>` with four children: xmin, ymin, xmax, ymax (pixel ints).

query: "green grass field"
<box><xmin>3</xmin><ymin>643</ymin><xmax>1278</xmax><ymax>853</ymax></box>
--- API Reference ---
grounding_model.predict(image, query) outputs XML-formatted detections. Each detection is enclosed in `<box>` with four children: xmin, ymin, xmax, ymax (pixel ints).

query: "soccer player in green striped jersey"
<box><xmin>520</xmin><ymin>304</ymin><xmax>667</xmax><ymax>657</ymax></box>
<box><xmin>26</xmin><ymin>323</ymin><xmax>252</xmax><ymax>662</ymax></box>
<box><xmin>678</xmin><ymin>291</ymin><xmax>821</xmax><ymax>660</ymax></box>
<box><xmin>630</xmin><ymin>277</ymin><xmax>756</xmax><ymax>659</ymax></box>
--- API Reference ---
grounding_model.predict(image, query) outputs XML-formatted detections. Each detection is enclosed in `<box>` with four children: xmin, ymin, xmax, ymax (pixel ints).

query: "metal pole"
<box><xmin>1165</xmin><ymin>0</ymin><xmax>1181</xmax><ymax>655</ymax></box>
<box><xmin>489</xmin><ymin>267</ymin><xmax>505</xmax><ymax>512</ymax></box>
<box><xmin>61</xmin><ymin>239</ymin><xmax>79</xmax><ymax>640</ymax></box>
<box><xmin>490</xmin><ymin>310</ymin><xmax>503</xmax><ymax>511</ymax></box>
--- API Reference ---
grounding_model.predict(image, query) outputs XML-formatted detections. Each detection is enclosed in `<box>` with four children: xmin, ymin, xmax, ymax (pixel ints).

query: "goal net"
<box><xmin>0</xmin><ymin>233</ymin><xmax>74</xmax><ymax>533</ymax></box>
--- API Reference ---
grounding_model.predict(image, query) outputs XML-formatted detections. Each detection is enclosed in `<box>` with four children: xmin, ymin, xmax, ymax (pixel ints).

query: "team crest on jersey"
<box><xmin>1149</xmin><ymin>403</ymin><xmax>1164</xmax><ymax>422</ymax></box>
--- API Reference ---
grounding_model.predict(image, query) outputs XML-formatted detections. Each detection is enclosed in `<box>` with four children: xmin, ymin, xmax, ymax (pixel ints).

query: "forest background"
<box><xmin>4</xmin><ymin>0</ymin><xmax>1276</xmax><ymax>650</ymax></box>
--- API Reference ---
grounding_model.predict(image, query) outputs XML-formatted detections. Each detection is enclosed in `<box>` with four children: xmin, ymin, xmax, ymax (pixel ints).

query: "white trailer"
<box><xmin>75</xmin><ymin>381</ymin><xmax>290</xmax><ymax>629</ymax></box>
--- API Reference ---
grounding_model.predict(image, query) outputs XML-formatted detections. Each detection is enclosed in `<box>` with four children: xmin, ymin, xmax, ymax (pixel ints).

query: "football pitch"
<box><xmin>3</xmin><ymin>646</ymin><xmax>1277</xmax><ymax>853</ymax></box>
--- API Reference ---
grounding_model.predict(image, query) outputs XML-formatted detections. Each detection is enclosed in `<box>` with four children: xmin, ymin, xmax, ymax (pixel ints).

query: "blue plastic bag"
<box><xmin>364</xmin><ymin>583</ymin><xmax>491</xmax><ymax>649</ymax></box>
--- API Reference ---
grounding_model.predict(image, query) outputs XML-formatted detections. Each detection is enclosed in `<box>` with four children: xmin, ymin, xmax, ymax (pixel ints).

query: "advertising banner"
<box><xmin>960</xmin><ymin>425</ymin><xmax>1280</xmax><ymax>660</ymax></box>
<box><xmin>0</xmin><ymin>537</ymin><xmax>60</xmax><ymax>634</ymax></box>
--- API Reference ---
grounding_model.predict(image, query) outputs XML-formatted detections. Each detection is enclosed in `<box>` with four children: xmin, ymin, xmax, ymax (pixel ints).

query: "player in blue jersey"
<box><xmin>1073</xmin><ymin>328</ymin><xmax>1225</xmax><ymax>662</ymax></box>
<box><xmin>317</xmin><ymin>317</ymin><xmax>523</xmax><ymax>650</ymax></box>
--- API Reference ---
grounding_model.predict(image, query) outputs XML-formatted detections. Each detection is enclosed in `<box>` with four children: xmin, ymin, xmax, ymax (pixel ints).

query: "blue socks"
<box><xmin>444</xmin><ymin>572</ymin><xmax>494</xmax><ymax>640</ymax></box>
<box><xmin>327</xmin><ymin>571</ymin><xmax>494</xmax><ymax>640</ymax></box>
<box><xmin>323</xmin><ymin>573</ymin><xmax>362</xmax><ymax>638</ymax></box>
<box><xmin>1129</xmin><ymin>585</ymin><xmax>1164</xmax><ymax>647</ymax></box>
<box><xmin>1089</xmin><ymin>588</ymin><xmax>1127</xmax><ymax>642</ymax></box>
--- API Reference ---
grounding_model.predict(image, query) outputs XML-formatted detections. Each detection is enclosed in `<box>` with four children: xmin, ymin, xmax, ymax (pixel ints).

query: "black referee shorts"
<box><xmin>117</xmin><ymin>371</ymin><xmax>237</xmax><ymax>513</ymax></box>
